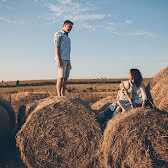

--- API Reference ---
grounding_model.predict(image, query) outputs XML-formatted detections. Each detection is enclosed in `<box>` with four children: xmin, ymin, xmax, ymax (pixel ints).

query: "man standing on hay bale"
<box><xmin>54</xmin><ymin>20</ymin><xmax>73</xmax><ymax>96</ymax></box>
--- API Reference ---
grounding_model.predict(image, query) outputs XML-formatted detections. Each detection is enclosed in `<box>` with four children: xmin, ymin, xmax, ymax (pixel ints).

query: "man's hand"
<box><xmin>57</xmin><ymin>60</ymin><xmax>62</xmax><ymax>68</ymax></box>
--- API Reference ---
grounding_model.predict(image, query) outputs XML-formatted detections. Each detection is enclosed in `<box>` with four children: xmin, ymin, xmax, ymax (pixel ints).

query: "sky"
<box><xmin>0</xmin><ymin>0</ymin><xmax>168</xmax><ymax>81</ymax></box>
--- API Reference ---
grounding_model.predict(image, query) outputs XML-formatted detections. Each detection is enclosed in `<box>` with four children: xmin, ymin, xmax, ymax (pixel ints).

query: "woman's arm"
<box><xmin>124</xmin><ymin>90</ymin><xmax>134</xmax><ymax>108</ymax></box>
<box><xmin>140</xmin><ymin>82</ymin><xmax>147</xmax><ymax>108</ymax></box>
<box><xmin>116</xmin><ymin>92</ymin><xmax>120</xmax><ymax>100</ymax></box>
<box><xmin>141</xmin><ymin>99</ymin><xmax>146</xmax><ymax>108</ymax></box>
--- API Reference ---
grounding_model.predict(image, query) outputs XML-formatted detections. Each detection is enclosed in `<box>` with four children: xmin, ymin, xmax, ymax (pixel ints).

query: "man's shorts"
<box><xmin>57</xmin><ymin>59</ymin><xmax>71</xmax><ymax>78</ymax></box>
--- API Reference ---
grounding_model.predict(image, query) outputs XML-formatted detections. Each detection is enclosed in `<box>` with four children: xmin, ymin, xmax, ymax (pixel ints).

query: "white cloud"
<box><xmin>44</xmin><ymin>3</ymin><xmax>63</xmax><ymax>16</ymax></box>
<box><xmin>69</xmin><ymin>14</ymin><xmax>105</xmax><ymax>22</ymax></box>
<box><xmin>0</xmin><ymin>0</ymin><xmax>14</xmax><ymax>9</ymax></box>
<box><xmin>0</xmin><ymin>16</ymin><xmax>15</xmax><ymax>23</ymax></box>
<box><xmin>58</xmin><ymin>0</ymin><xmax>72</xmax><ymax>5</ymax></box>
<box><xmin>0</xmin><ymin>16</ymin><xmax>25</xmax><ymax>25</ymax></box>
<box><xmin>36</xmin><ymin>0</ymin><xmax>156</xmax><ymax>37</ymax></box>
<box><xmin>108</xmin><ymin>22</ymin><xmax>117</xmax><ymax>26</ymax></box>
<box><xmin>40</xmin><ymin>0</ymin><xmax>107</xmax><ymax>30</ymax></box>
<box><xmin>111</xmin><ymin>31</ymin><xmax>120</xmax><ymax>35</ymax></box>
<box><xmin>79</xmin><ymin>23</ymin><xmax>96</xmax><ymax>31</ymax></box>
<box><xmin>44</xmin><ymin>1</ymin><xmax>94</xmax><ymax>17</ymax></box>
<box><xmin>125</xmin><ymin>19</ymin><xmax>133</xmax><ymax>24</ymax></box>
<box><xmin>127</xmin><ymin>31</ymin><xmax>156</xmax><ymax>38</ymax></box>
<box><xmin>19</xmin><ymin>20</ymin><xmax>25</xmax><ymax>25</ymax></box>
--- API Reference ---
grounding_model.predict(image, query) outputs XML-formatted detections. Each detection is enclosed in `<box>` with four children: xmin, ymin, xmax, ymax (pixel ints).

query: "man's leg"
<box><xmin>61</xmin><ymin>78</ymin><xmax>67</xmax><ymax>96</ymax></box>
<box><xmin>61</xmin><ymin>60</ymin><xmax>70</xmax><ymax>96</ymax></box>
<box><xmin>57</xmin><ymin>78</ymin><xmax>63</xmax><ymax>96</ymax></box>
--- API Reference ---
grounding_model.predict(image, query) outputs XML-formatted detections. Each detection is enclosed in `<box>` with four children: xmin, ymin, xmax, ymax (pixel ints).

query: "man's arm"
<box><xmin>55</xmin><ymin>45</ymin><xmax>62</xmax><ymax>68</ymax></box>
<box><xmin>69</xmin><ymin>61</ymin><xmax>72</xmax><ymax>70</ymax></box>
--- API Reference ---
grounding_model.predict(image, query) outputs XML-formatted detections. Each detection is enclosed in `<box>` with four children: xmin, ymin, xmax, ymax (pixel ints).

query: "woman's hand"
<box><xmin>141</xmin><ymin>100</ymin><xmax>146</xmax><ymax>109</ymax></box>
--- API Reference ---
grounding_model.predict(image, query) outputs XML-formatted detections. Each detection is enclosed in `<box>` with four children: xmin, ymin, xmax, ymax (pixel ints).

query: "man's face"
<box><xmin>64</xmin><ymin>23</ymin><xmax>73</xmax><ymax>33</ymax></box>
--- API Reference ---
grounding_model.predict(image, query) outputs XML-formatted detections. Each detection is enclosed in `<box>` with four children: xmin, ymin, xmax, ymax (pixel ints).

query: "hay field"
<box><xmin>0</xmin><ymin>78</ymin><xmax>153</xmax><ymax>168</ymax></box>
<box><xmin>0</xmin><ymin>78</ymin><xmax>151</xmax><ymax>105</ymax></box>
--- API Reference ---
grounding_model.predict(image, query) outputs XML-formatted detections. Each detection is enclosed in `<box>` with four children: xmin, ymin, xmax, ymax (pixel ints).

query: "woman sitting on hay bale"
<box><xmin>97</xmin><ymin>68</ymin><xmax>147</xmax><ymax>122</ymax></box>
<box><xmin>129</xmin><ymin>68</ymin><xmax>147</xmax><ymax>108</ymax></box>
<box><xmin>97</xmin><ymin>80</ymin><xmax>133</xmax><ymax>120</ymax></box>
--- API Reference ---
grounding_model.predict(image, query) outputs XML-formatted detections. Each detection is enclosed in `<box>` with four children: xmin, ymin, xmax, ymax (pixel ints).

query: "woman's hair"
<box><xmin>130</xmin><ymin>68</ymin><xmax>142</xmax><ymax>88</ymax></box>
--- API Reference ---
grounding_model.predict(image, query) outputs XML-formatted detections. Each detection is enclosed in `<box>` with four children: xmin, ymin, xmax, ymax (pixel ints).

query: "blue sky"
<box><xmin>0</xmin><ymin>0</ymin><xmax>168</xmax><ymax>81</ymax></box>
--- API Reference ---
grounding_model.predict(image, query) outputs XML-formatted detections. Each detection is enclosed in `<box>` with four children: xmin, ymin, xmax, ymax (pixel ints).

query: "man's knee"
<box><xmin>57</xmin><ymin>78</ymin><xmax>63</xmax><ymax>81</ymax></box>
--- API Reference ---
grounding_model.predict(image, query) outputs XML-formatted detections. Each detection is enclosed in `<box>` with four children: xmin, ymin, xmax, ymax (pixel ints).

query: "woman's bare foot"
<box><xmin>121</xmin><ymin>109</ymin><xmax>127</xmax><ymax>114</ymax></box>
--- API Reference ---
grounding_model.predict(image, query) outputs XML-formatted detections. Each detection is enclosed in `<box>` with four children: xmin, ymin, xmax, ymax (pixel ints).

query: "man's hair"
<box><xmin>64</xmin><ymin>20</ymin><xmax>73</xmax><ymax>25</ymax></box>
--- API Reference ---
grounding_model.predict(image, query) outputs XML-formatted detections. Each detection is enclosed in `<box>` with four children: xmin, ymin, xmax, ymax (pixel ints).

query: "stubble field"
<box><xmin>1</xmin><ymin>77</ymin><xmax>168</xmax><ymax>168</ymax></box>
<box><xmin>0</xmin><ymin>78</ymin><xmax>151</xmax><ymax>105</ymax></box>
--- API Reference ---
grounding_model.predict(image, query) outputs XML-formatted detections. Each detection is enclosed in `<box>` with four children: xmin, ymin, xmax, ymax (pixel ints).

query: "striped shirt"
<box><xmin>54</xmin><ymin>30</ymin><xmax>71</xmax><ymax>60</ymax></box>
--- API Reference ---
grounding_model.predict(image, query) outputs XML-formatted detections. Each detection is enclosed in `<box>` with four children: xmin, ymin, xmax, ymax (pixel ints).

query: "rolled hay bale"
<box><xmin>0</xmin><ymin>98</ymin><xmax>16</xmax><ymax>134</ymax></box>
<box><xmin>91</xmin><ymin>96</ymin><xmax>115</xmax><ymax>111</ymax></box>
<box><xmin>0</xmin><ymin>98</ymin><xmax>16</xmax><ymax>163</ymax></box>
<box><xmin>99</xmin><ymin>108</ymin><xmax>168</xmax><ymax>168</ymax></box>
<box><xmin>11</xmin><ymin>91</ymin><xmax>50</xmax><ymax>101</ymax></box>
<box><xmin>149</xmin><ymin>66</ymin><xmax>168</xmax><ymax>88</ymax></box>
<box><xmin>10</xmin><ymin>91</ymin><xmax>50</xmax><ymax>127</ymax></box>
<box><xmin>17</xmin><ymin>95</ymin><xmax>64</xmax><ymax>129</ymax></box>
<box><xmin>147</xmin><ymin>66</ymin><xmax>168</xmax><ymax>112</ymax></box>
<box><xmin>0</xmin><ymin>106</ymin><xmax>10</xmax><ymax>143</ymax></box>
<box><xmin>11</xmin><ymin>91</ymin><xmax>50</xmax><ymax>109</ymax></box>
<box><xmin>16</xmin><ymin>96</ymin><xmax>102</xmax><ymax>168</ymax></box>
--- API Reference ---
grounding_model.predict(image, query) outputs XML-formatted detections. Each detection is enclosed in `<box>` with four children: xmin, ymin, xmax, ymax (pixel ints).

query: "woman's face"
<box><xmin>128</xmin><ymin>71</ymin><xmax>134</xmax><ymax>84</ymax></box>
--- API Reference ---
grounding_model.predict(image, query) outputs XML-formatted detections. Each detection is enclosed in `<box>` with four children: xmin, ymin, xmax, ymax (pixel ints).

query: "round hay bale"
<box><xmin>17</xmin><ymin>97</ymin><xmax>53</xmax><ymax>129</ymax></box>
<box><xmin>0</xmin><ymin>98</ymin><xmax>16</xmax><ymax>163</ymax></box>
<box><xmin>0</xmin><ymin>98</ymin><xmax>16</xmax><ymax>134</ymax></box>
<box><xmin>11</xmin><ymin>91</ymin><xmax>50</xmax><ymax>103</ymax></box>
<box><xmin>91</xmin><ymin>96</ymin><xmax>115</xmax><ymax>111</ymax></box>
<box><xmin>148</xmin><ymin>66</ymin><xmax>168</xmax><ymax>112</ymax></box>
<box><xmin>17</xmin><ymin>95</ymin><xmax>67</xmax><ymax>129</ymax></box>
<box><xmin>150</xmin><ymin>66</ymin><xmax>168</xmax><ymax>88</ymax></box>
<box><xmin>0</xmin><ymin>106</ymin><xmax>10</xmax><ymax>142</ymax></box>
<box><xmin>16</xmin><ymin>96</ymin><xmax>102</xmax><ymax>168</ymax></box>
<box><xmin>11</xmin><ymin>91</ymin><xmax>50</xmax><ymax>126</ymax></box>
<box><xmin>99</xmin><ymin>108</ymin><xmax>168</xmax><ymax>168</ymax></box>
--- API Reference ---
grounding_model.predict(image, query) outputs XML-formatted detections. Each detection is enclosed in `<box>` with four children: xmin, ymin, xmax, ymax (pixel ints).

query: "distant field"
<box><xmin>0</xmin><ymin>78</ymin><xmax>151</xmax><ymax>105</ymax></box>
<box><xmin>0</xmin><ymin>78</ymin><xmax>127</xmax><ymax>87</ymax></box>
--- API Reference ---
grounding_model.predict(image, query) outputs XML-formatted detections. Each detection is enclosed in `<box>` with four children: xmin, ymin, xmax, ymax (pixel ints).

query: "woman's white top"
<box><xmin>131</xmin><ymin>81</ymin><xmax>147</xmax><ymax>104</ymax></box>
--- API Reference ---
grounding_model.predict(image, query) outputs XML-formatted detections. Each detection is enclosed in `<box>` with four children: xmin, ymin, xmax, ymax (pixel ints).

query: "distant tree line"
<box><xmin>0</xmin><ymin>80</ymin><xmax>121</xmax><ymax>88</ymax></box>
